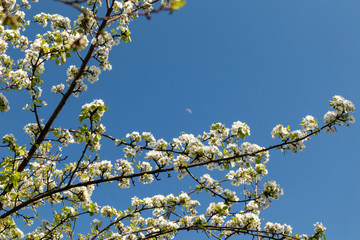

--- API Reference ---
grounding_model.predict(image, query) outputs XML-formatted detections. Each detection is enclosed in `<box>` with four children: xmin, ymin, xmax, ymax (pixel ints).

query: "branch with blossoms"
<box><xmin>76</xmin><ymin>193</ymin><xmax>324</xmax><ymax>240</ymax></box>
<box><xmin>0</xmin><ymin>94</ymin><xmax>354</xmax><ymax>240</ymax></box>
<box><xmin>0</xmin><ymin>89</ymin><xmax>355</xmax><ymax>224</ymax></box>
<box><xmin>135</xmin><ymin>224</ymin><xmax>325</xmax><ymax>240</ymax></box>
<box><xmin>0</xmin><ymin>101</ymin><xmax>354</xmax><ymax>195</ymax></box>
<box><xmin>0</xmin><ymin>0</ymin><xmax>181</xmax><ymax>197</ymax></box>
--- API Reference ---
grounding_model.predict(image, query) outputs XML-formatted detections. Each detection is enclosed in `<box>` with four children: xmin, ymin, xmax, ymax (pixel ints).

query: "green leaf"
<box><xmin>171</xmin><ymin>0</ymin><xmax>186</xmax><ymax>10</ymax></box>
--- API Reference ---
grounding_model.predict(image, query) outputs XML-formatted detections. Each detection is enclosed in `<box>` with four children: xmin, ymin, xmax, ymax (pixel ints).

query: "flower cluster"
<box><xmin>301</xmin><ymin>115</ymin><xmax>318</xmax><ymax>131</ymax></box>
<box><xmin>0</xmin><ymin>93</ymin><xmax>10</xmax><ymax>112</ymax></box>
<box><xmin>245</xmin><ymin>200</ymin><xmax>261</xmax><ymax>212</ymax></box>
<box><xmin>329</xmin><ymin>95</ymin><xmax>355</xmax><ymax>114</ymax></box>
<box><xmin>68</xmin><ymin>185</ymin><xmax>94</xmax><ymax>205</ymax></box>
<box><xmin>74</xmin><ymin>9</ymin><xmax>97</xmax><ymax>33</ymax></box>
<box><xmin>24</xmin><ymin>123</ymin><xmax>44</xmax><ymax>137</ymax></box>
<box><xmin>200</xmin><ymin>174</ymin><xmax>223</xmax><ymax>195</ymax></box>
<box><xmin>264</xmin><ymin>222</ymin><xmax>293</xmax><ymax>234</ymax></box>
<box><xmin>231</xmin><ymin>121</ymin><xmax>250</xmax><ymax>139</ymax></box>
<box><xmin>226</xmin><ymin>167</ymin><xmax>257</xmax><ymax>186</ymax></box>
<box><xmin>79</xmin><ymin>99</ymin><xmax>108</xmax><ymax>123</ymax></box>
<box><xmin>66</xmin><ymin>65</ymin><xmax>87</xmax><ymax>96</ymax></box>
<box><xmin>51</xmin><ymin>83</ymin><xmax>65</xmax><ymax>94</ymax></box>
<box><xmin>314</xmin><ymin>222</ymin><xmax>326</xmax><ymax>234</ymax></box>
<box><xmin>324</xmin><ymin>95</ymin><xmax>355</xmax><ymax>133</ymax></box>
<box><xmin>8</xmin><ymin>69</ymin><xmax>30</xmax><ymax>90</ymax></box>
<box><xmin>206</xmin><ymin>202</ymin><xmax>230</xmax><ymax>216</ymax></box>
<box><xmin>84</xmin><ymin>65</ymin><xmax>101</xmax><ymax>83</ymax></box>
<box><xmin>262</xmin><ymin>180</ymin><xmax>283</xmax><ymax>200</ymax></box>
<box><xmin>114</xmin><ymin>159</ymin><xmax>134</xmax><ymax>188</ymax></box>
<box><xmin>271</xmin><ymin>123</ymin><xmax>309</xmax><ymax>153</ymax></box>
<box><xmin>204</xmin><ymin>122</ymin><xmax>230</xmax><ymax>145</ymax></box>
<box><xmin>53</xmin><ymin>128</ymin><xmax>75</xmax><ymax>146</ymax></box>
<box><xmin>225</xmin><ymin>212</ymin><xmax>261</xmax><ymax>230</ymax></box>
<box><xmin>34</xmin><ymin>13</ymin><xmax>71</xmax><ymax>30</ymax></box>
<box><xmin>137</xmin><ymin>161</ymin><xmax>154</xmax><ymax>184</ymax></box>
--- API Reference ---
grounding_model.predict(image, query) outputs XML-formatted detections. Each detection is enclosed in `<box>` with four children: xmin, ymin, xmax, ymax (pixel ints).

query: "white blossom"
<box><xmin>0</xmin><ymin>93</ymin><xmax>10</xmax><ymax>112</ymax></box>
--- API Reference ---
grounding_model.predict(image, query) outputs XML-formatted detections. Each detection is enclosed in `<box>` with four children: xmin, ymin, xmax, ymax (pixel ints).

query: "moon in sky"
<box><xmin>185</xmin><ymin>108</ymin><xmax>192</xmax><ymax>114</ymax></box>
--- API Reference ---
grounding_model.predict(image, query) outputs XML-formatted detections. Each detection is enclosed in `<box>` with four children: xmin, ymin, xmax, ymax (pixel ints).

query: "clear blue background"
<box><xmin>2</xmin><ymin>0</ymin><xmax>360</xmax><ymax>239</ymax></box>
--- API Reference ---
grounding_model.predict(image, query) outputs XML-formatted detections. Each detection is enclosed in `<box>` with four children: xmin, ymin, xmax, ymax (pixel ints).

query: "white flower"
<box><xmin>314</xmin><ymin>222</ymin><xmax>326</xmax><ymax>233</ymax></box>
<box><xmin>245</xmin><ymin>200</ymin><xmax>260</xmax><ymax>211</ymax></box>
<box><xmin>263</xmin><ymin>181</ymin><xmax>283</xmax><ymax>200</ymax></box>
<box><xmin>24</xmin><ymin>123</ymin><xmax>44</xmax><ymax>137</ymax></box>
<box><xmin>301</xmin><ymin>115</ymin><xmax>318</xmax><ymax>131</ymax></box>
<box><xmin>80</xmin><ymin>99</ymin><xmax>107</xmax><ymax>122</ymax></box>
<box><xmin>271</xmin><ymin>124</ymin><xmax>289</xmax><ymax>139</ymax></box>
<box><xmin>226</xmin><ymin>212</ymin><xmax>261</xmax><ymax>230</ymax></box>
<box><xmin>0</xmin><ymin>93</ymin><xmax>10</xmax><ymax>112</ymax></box>
<box><xmin>126</xmin><ymin>131</ymin><xmax>141</xmax><ymax>142</ymax></box>
<box><xmin>264</xmin><ymin>222</ymin><xmax>290</xmax><ymax>233</ymax></box>
<box><xmin>101</xmin><ymin>205</ymin><xmax>117</xmax><ymax>218</ymax></box>
<box><xmin>231</xmin><ymin>121</ymin><xmax>250</xmax><ymax>139</ymax></box>
<box><xmin>323</xmin><ymin>111</ymin><xmax>337</xmax><ymax>124</ymax></box>
<box><xmin>86</xmin><ymin>65</ymin><xmax>101</xmax><ymax>83</ymax></box>
<box><xmin>51</xmin><ymin>83</ymin><xmax>65</xmax><ymax>94</ymax></box>
<box><xmin>330</xmin><ymin>95</ymin><xmax>355</xmax><ymax>113</ymax></box>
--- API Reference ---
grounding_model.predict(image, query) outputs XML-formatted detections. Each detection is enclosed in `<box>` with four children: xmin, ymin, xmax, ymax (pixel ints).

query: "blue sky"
<box><xmin>3</xmin><ymin>0</ymin><xmax>360</xmax><ymax>239</ymax></box>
